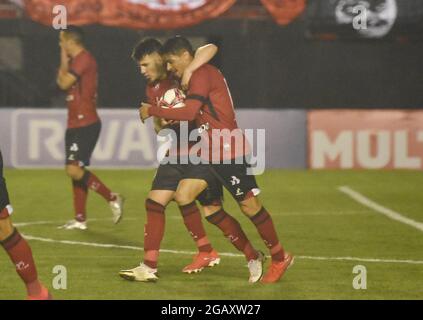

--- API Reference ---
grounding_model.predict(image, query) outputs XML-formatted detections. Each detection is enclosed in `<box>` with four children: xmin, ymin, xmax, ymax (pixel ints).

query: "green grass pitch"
<box><xmin>0</xmin><ymin>169</ymin><xmax>422</xmax><ymax>300</ymax></box>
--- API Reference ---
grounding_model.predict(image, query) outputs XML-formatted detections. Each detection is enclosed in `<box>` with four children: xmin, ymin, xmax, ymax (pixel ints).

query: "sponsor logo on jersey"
<box><xmin>230</xmin><ymin>176</ymin><xmax>240</xmax><ymax>186</ymax></box>
<box><xmin>235</xmin><ymin>188</ymin><xmax>244</xmax><ymax>196</ymax></box>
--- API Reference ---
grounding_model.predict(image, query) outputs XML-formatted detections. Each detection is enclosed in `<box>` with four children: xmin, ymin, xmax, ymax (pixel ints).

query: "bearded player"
<box><xmin>140</xmin><ymin>36</ymin><xmax>293</xmax><ymax>284</ymax></box>
<box><xmin>56</xmin><ymin>26</ymin><xmax>124</xmax><ymax>230</ymax></box>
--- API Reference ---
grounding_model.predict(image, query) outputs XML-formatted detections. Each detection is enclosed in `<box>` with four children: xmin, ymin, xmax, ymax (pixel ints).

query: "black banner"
<box><xmin>306</xmin><ymin>0</ymin><xmax>423</xmax><ymax>40</ymax></box>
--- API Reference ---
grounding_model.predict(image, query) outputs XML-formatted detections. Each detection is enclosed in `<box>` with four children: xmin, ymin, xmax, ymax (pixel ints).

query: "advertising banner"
<box><xmin>0</xmin><ymin>109</ymin><xmax>157</xmax><ymax>168</ymax></box>
<box><xmin>0</xmin><ymin>108</ymin><xmax>307</xmax><ymax>169</ymax></box>
<box><xmin>309</xmin><ymin>109</ymin><xmax>423</xmax><ymax>169</ymax></box>
<box><xmin>21</xmin><ymin>0</ymin><xmax>236</xmax><ymax>29</ymax></box>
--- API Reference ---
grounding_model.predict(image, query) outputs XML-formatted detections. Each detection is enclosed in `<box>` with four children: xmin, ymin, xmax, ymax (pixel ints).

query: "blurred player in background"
<box><xmin>0</xmin><ymin>150</ymin><xmax>51</xmax><ymax>300</ymax></box>
<box><xmin>56</xmin><ymin>26</ymin><xmax>124</xmax><ymax>230</ymax></box>
<box><xmin>119</xmin><ymin>38</ymin><xmax>265</xmax><ymax>283</ymax></box>
<box><xmin>140</xmin><ymin>36</ymin><xmax>293</xmax><ymax>284</ymax></box>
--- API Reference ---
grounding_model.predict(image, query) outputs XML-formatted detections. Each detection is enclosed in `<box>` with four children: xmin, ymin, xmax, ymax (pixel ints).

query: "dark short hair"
<box><xmin>62</xmin><ymin>25</ymin><xmax>85</xmax><ymax>45</ymax></box>
<box><xmin>162</xmin><ymin>36</ymin><xmax>194</xmax><ymax>57</ymax></box>
<box><xmin>131</xmin><ymin>38</ymin><xmax>163</xmax><ymax>62</ymax></box>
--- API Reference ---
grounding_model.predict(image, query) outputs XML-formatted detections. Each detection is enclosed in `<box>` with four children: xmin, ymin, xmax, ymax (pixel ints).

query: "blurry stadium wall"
<box><xmin>1</xmin><ymin>1</ymin><xmax>423</xmax><ymax>109</ymax></box>
<box><xmin>1</xmin><ymin>0</ymin><xmax>423</xmax><ymax>170</ymax></box>
<box><xmin>0</xmin><ymin>108</ymin><xmax>307</xmax><ymax>169</ymax></box>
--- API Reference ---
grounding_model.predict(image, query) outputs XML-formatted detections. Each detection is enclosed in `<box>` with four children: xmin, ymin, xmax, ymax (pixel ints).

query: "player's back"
<box><xmin>67</xmin><ymin>50</ymin><xmax>99</xmax><ymax>128</ymax></box>
<box><xmin>190</xmin><ymin>64</ymin><xmax>249</xmax><ymax>161</ymax></box>
<box><xmin>191</xmin><ymin>64</ymin><xmax>238</xmax><ymax>132</ymax></box>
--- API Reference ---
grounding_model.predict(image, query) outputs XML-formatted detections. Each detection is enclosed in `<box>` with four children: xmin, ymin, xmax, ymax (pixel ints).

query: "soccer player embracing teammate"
<box><xmin>140</xmin><ymin>36</ymin><xmax>294</xmax><ymax>284</ymax></box>
<box><xmin>119</xmin><ymin>38</ymin><xmax>266</xmax><ymax>283</ymax></box>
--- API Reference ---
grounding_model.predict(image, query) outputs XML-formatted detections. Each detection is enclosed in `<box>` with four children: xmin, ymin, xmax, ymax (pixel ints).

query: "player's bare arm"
<box><xmin>181</xmin><ymin>43</ymin><xmax>218</xmax><ymax>90</ymax></box>
<box><xmin>153</xmin><ymin>116</ymin><xmax>163</xmax><ymax>133</ymax></box>
<box><xmin>57</xmin><ymin>46</ymin><xmax>77</xmax><ymax>90</ymax></box>
<box><xmin>139</xmin><ymin>102</ymin><xmax>152</xmax><ymax>123</ymax></box>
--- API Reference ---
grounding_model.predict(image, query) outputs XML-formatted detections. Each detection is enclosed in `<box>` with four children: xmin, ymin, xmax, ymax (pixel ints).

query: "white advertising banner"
<box><xmin>0</xmin><ymin>108</ymin><xmax>307</xmax><ymax>169</ymax></box>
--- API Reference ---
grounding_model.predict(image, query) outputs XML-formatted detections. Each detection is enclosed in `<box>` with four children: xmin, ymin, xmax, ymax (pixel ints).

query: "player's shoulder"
<box><xmin>147</xmin><ymin>78</ymin><xmax>174</xmax><ymax>91</ymax></box>
<box><xmin>197</xmin><ymin>63</ymin><xmax>218</xmax><ymax>73</ymax></box>
<box><xmin>193</xmin><ymin>64</ymin><xmax>220</xmax><ymax>78</ymax></box>
<box><xmin>146</xmin><ymin>78</ymin><xmax>175</xmax><ymax>98</ymax></box>
<box><xmin>78</xmin><ymin>50</ymin><xmax>97</xmax><ymax>64</ymax></box>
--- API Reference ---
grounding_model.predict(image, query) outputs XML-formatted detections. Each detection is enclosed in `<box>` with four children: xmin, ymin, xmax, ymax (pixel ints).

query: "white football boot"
<box><xmin>247</xmin><ymin>251</ymin><xmax>266</xmax><ymax>283</ymax></box>
<box><xmin>58</xmin><ymin>219</ymin><xmax>87</xmax><ymax>230</ymax></box>
<box><xmin>109</xmin><ymin>193</ymin><xmax>124</xmax><ymax>224</ymax></box>
<box><xmin>119</xmin><ymin>263</ymin><xmax>158</xmax><ymax>282</ymax></box>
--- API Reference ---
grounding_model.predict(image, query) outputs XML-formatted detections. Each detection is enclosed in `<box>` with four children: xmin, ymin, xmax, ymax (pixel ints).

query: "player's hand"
<box><xmin>60</xmin><ymin>47</ymin><xmax>69</xmax><ymax>69</ymax></box>
<box><xmin>181</xmin><ymin>69</ymin><xmax>193</xmax><ymax>91</ymax></box>
<box><xmin>139</xmin><ymin>103</ymin><xmax>152</xmax><ymax>123</ymax></box>
<box><xmin>161</xmin><ymin>118</ymin><xmax>177</xmax><ymax>127</ymax></box>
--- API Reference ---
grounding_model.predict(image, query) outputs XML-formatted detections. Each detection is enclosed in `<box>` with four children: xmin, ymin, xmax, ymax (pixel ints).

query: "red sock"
<box><xmin>250</xmin><ymin>207</ymin><xmax>285</xmax><ymax>262</ymax></box>
<box><xmin>1</xmin><ymin>228</ymin><xmax>42</xmax><ymax>296</ymax></box>
<box><xmin>72</xmin><ymin>180</ymin><xmax>88</xmax><ymax>222</ymax></box>
<box><xmin>179</xmin><ymin>202</ymin><xmax>213</xmax><ymax>253</ymax></box>
<box><xmin>206</xmin><ymin>209</ymin><xmax>258</xmax><ymax>261</ymax></box>
<box><xmin>143</xmin><ymin>199</ymin><xmax>165</xmax><ymax>269</ymax></box>
<box><xmin>83</xmin><ymin>170</ymin><xmax>115</xmax><ymax>202</ymax></box>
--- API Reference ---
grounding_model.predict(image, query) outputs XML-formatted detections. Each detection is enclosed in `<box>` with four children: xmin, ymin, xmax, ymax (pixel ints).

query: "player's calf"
<box><xmin>0</xmin><ymin>214</ymin><xmax>14</xmax><ymax>241</ymax></box>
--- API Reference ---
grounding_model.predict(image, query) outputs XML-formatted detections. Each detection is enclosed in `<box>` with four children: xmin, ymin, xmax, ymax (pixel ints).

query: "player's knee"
<box><xmin>0</xmin><ymin>218</ymin><xmax>14</xmax><ymax>241</ymax></box>
<box><xmin>145</xmin><ymin>197</ymin><xmax>167</xmax><ymax>210</ymax></box>
<box><xmin>66</xmin><ymin>165</ymin><xmax>83</xmax><ymax>180</ymax></box>
<box><xmin>240</xmin><ymin>205</ymin><xmax>255</xmax><ymax>217</ymax></box>
<box><xmin>202</xmin><ymin>205</ymin><xmax>222</xmax><ymax>217</ymax></box>
<box><xmin>239</xmin><ymin>197</ymin><xmax>261</xmax><ymax>217</ymax></box>
<box><xmin>174</xmin><ymin>191</ymin><xmax>195</xmax><ymax>206</ymax></box>
<box><xmin>147</xmin><ymin>191</ymin><xmax>173</xmax><ymax>207</ymax></box>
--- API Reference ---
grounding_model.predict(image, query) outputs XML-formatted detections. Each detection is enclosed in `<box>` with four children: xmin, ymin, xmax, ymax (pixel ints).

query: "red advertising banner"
<box><xmin>0</xmin><ymin>0</ymin><xmax>19</xmax><ymax>18</ymax></box>
<box><xmin>260</xmin><ymin>0</ymin><xmax>306</xmax><ymax>25</ymax></box>
<box><xmin>308</xmin><ymin>110</ymin><xmax>423</xmax><ymax>170</ymax></box>
<box><xmin>101</xmin><ymin>0</ymin><xmax>237</xmax><ymax>29</ymax></box>
<box><xmin>22</xmin><ymin>0</ymin><xmax>236</xmax><ymax>29</ymax></box>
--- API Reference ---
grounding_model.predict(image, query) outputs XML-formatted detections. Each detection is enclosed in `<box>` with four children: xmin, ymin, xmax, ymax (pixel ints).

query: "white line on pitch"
<box><xmin>338</xmin><ymin>186</ymin><xmax>423</xmax><ymax>233</ymax></box>
<box><xmin>22</xmin><ymin>234</ymin><xmax>242</xmax><ymax>257</ymax></box>
<box><xmin>14</xmin><ymin>217</ymin><xmax>139</xmax><ymax>227</ymax></box>
<box><xmin>22</xmin><ymin>233</ymin><xmax>423</xmax><ymax>265</ymax></box>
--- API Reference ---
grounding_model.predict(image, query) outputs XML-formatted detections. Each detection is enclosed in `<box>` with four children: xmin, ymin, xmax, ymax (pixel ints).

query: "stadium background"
<box><xmin>0</xmin><ymin>0</ymin><xmax>422</xmax><ymax>300</ymax></box>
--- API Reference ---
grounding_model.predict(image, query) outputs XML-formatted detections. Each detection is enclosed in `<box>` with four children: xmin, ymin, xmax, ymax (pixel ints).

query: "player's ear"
<box><xmin>182</xmin><ymin>50</ymin><xmax>191</xmax><ymax>61</ymax></box>
<box><xmin>156</xmin><ymin>53</ymin><xmax>163</xmax><ymax>64</ymax></box>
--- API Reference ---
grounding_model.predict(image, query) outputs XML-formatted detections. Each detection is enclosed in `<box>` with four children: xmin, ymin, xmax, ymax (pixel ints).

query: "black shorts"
<box><xmin>152</xmin><ymin>163</ymin><xmax>223</xmax><ymax>206</ymax></box>
<box><xmin>0</xmin><ymin>151</ymin><xmax>11</xmax><ymax>216</ymax></box>
<box><xmin>65</xmin><ymin>121</ymin><xmax>101</xmax><ymax>167</ymax></box>
<box><xmin>209</xmin><ymin>158</ymin><xmax>260</xmax><ymax>202</ymax></box>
